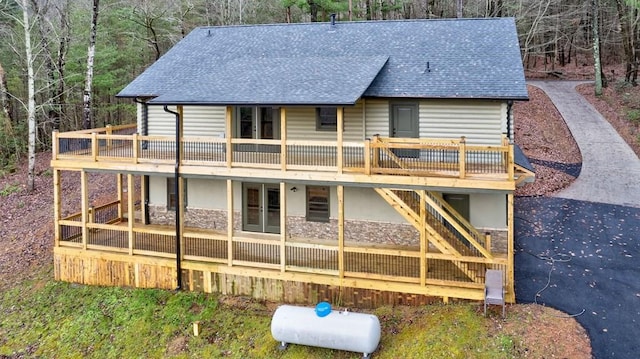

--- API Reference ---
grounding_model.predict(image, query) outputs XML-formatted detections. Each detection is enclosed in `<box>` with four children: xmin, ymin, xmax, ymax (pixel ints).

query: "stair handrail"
<box><xmin>424</xmin><ymin>191</ymin><xmax>493</xmax><ymax>259</ymax></box>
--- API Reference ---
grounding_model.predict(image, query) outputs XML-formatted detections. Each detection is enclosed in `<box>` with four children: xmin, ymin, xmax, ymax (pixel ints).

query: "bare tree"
<box><xmin>0</xmin><ymin>62</ymin><xmax>13</xmax><ymax>126</ymax></box>
<box><xmin>15</xmin><ymin>0</ymin><xmax>37</xmax><ymax>191</ymax></box>
<box><xmin>615</xmin><ymin>0</ymin><xmax>638</xmax><ymax>85</ymax></box>
<box><xmin>594</xmin><ymin>0</ymin><xmax>603</xmax><ymax>95</ymax></box>
<box><xmin>82</xmin><ymin>0</ymin><xmax>99</xmax><ymax>130</ymax></box>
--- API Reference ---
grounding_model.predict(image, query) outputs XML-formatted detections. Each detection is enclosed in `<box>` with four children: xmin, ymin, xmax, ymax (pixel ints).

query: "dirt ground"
<box><xmin>4</xmin><ymin>71</ymin><xmax>638</xmax><ymax>357</ymax></box>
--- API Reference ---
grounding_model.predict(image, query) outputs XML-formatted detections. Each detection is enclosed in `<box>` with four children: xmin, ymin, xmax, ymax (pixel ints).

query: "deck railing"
<box><xmin>53</xmin><ymin>125</ymin><xmax>514</xmax><ymax>180</ymax></box>
<box><xmin>57</xmin><ymin>216</ymin><xmax>508</xmax><ymax>288</ymax></box>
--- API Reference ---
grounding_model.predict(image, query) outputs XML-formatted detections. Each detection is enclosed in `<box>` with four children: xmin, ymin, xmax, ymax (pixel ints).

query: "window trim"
<box><xmin>315</xmin><ymin>107</ymin><xmax>338</xmax><ymax>131</ymax></box>
<box><xmin>306</xmin><ymin>185</ymin><xmax>330</xmax><ymax>223</ymax></box>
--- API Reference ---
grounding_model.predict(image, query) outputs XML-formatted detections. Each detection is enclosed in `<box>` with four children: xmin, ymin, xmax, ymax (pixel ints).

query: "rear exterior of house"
<box><xmin>51</xmin><ymin>18</ymin><xmax>533</xmax><ymax>307</ymax></box>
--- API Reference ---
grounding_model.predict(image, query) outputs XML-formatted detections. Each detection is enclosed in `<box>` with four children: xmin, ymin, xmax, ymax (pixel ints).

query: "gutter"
<box><xmin>506</xmin><ymin>100</ymin><xmax>513</xmax><ymax>140</ymax></box>
<box><xmin>133</xmin><ymin>98</ymin><xmax>150</xmax><ymax>224</ymax></box>
<box><xmin>163</xmin><ymin>105</ymin><xmax>182</xmax><ymax>290</ymax></box>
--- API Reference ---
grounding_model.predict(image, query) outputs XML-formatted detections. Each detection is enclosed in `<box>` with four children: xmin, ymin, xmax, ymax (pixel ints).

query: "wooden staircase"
<box><xmin>374</xmin><ymin>188</ymin><xmax>491</xmax><ymax>283</ymax></box>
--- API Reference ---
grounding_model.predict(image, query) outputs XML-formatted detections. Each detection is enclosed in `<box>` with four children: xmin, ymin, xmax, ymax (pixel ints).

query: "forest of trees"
<box><xmin>0</xmin><ymin>0</ymin><xmax>639</xmax><ymax>185</ymax></box>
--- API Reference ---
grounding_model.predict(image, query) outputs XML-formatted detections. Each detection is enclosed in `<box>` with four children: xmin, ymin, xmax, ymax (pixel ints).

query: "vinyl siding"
<box><xmin>364</xmin><ymin>99</ymin><xmax>389</xmax><ymax>138</ymax></box>
<box><xmin>420</xmin><ymin>100</ymin><xmax>505</xmax><ymax>145</ymax></box>
<box><xmin>146</xmin><ymin>105</ymin><xmax>226</xmax><ymax>137</ymax></box>
<box><xmin>285</xmin><ymin>102</ymin><xmax>364</xmax><ymax>142</ymax></box>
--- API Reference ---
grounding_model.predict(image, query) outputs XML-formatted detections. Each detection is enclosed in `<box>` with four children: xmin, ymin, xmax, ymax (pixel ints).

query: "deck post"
<box><xmin>132</xmin><ymin>133</ymin><xmax>139</xmax><ymax>164</ymax></box>
<box><xmin>459</xmin><ymin>136</ymin><xmax>466</xmax><ymax>179</ymax></box>
<box><xmin>81</xmin><ymin>170</ymin><xmax>88</xmax><ymax>250</ymax></box>
<box><xmin>507</xmin><ymin>142</ymin><xmax>515</xmax><ymax>181</ymax></box>
<box><xmin>52</xmin><ymin>130</ymin><xmax>59</xmax><ymax>160</ymax></box>
<box><xmin>140</xmin><ymin>175</ymin><xmax>148</xmax><ymax>225</ymax></box>
<box><xmin>372</xmin><ymin>135</ymin><xmax>380</xmax><ymax>169</ymax></box>
<box><xmin>419</xmin><ymin>190</ymin><xmax>427</xmax><ymax>286</ymax></box>
<box><xmin>338</xmin><ymin>185</ymin><xmax>344</xmax><ymax>280</ymax></box>
<box><xmin>179</xmin><ymin>176</ymin><xmax>185</xmax><ymax>261</ymax></box>
<box><xmin>280</xmin><ymin>182</ymin><xmax>286</xmax><ymax>272</ymax></box>
<box><xmin>53</xmin><ymin>169</ymin><xmax>61</xmax><ymax>247</ymax></box>
<box><xmin>337</xmin><ymin>107</ymin><xmax>344</xmax><ymax>174</ymax></box>
<box><xmin>226</xmin><ymin>106</ymin><xmax>233</xmax><ymax>168</ymax></box>
<box><xmin>127</xmin><ymin>174</ymin><xmax>135</xmax><ymax>255</ymax></box>
<box><xmin>227</xmin><ymin>179</ymin><xmax>234</xmax><ymax>266</ymax></box>
<box><xmin>91</xmin><ymin>132</ymin><xmax>98</xmax><ymax>162</ymax></box>
<box><xmin>117</xmin><ymin>174</ymin><xmax>124</xmax><ymax>220</ymax></box>
<box><xmin>280</xmin><ymin>107</ymin><xmax>287</xmax><ymax>171</ymax></box>
<box><xmin>506</xmin><ymin>193</ymin><xmax>515</xmax><ymax>302</ymax></box>
<box><xmin>485</xmin><ymin>232</ymin><xmax>492</xmax><ymax>252</ymax></box>
<box><xmin>364</xmin><ymin>139</ymin><xmax>371</xmax><ymax>175</ymax></box>
<box><xmin>106</xmin><ymin>124</ymin><xmax>112</xmax><ymax>150</ymax></box>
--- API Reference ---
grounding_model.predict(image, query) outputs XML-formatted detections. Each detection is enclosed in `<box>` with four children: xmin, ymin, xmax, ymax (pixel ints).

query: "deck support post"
<box><xmin>227</xmin><ymin>179</ymin><xmax>234</xmax><ymax>266</ymax></box>
<box><xmin>117</xmin><ymin>174</ymin><xmax>123</xmax><ymax>220</ymax></box>
<box><xmin>81</xmin><ymin>170</ymin><xmax>88</xmax><ymax>250</ymax></box>
<box><xmin>127</xmin><ymin>174</ymin><xmax>135</xmax><ymax>255</ymax></box>
<box><xmin>140</xmin><ymin>175</ymin><xmax>148</xmax><ymax>225</ymax></box>
<box><xmin>506</xmin><ymin>193</ymin><xmax>515</xmax><ymax>302</ymax></box>
<box><xmin>419</xmin><ymin>190</ymin><xmax>427</xmax><ymax>286</ymax></box>
<box><xmin>280</xmin><ymin>182</ymin><xmax>286</xmax><ymax>272</ymax></box>
<box><xmin>53</xmin><ymin>169</ymin><xmax>61</xmax><ymax>247</ymax></box>
<box><xmin>337</xmin><ymin>107</ymin><xmax>344</xmax><ymax>174</ymax></box>
<box><xmin>226</xmin><ymin>106</ymin><xmax>233</xmax><ymax>168</ymax></box>
<box><xmin>280</xmin><ymin>108</ymin><xmax>287</xmax><ymax>171</ymax></box>
<box><xmin>338</xmin><ymin>185</ymin><xmax>344</xmax><ymax>280</ymax></box>
<box><xmin>459</xmin><ymin>136</ymin><xmax>466</xmax><ymax>179</ymax></box>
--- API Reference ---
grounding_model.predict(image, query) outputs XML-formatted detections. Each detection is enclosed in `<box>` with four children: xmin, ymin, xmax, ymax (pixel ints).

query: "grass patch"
<box><xmin>0</xmin><ymin>272</ymin><xmax>520</xmax><ymax>359</ymax></box>
<box><xmin>0</xmin><ymin>182</ymin><xmax>20</xmax><ymax>196</ymax></box>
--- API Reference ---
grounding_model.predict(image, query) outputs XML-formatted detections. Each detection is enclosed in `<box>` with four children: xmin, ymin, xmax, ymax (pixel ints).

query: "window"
<box><xmin>306</xmin><ymin>186</ymin><xmax>330</xmax><ymax>222</ymax></box>
<box><xmin>167</xmin><ymin>178</ymin><xmax>187</xmax><ymax>211</ymax></box>
<box><xmin>316</xmin><ymin>107</ymin><xmax>337</xmax><ymax>131</ymax></box>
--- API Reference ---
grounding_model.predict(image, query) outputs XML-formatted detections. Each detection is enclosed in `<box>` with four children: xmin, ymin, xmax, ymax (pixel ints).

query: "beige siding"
<box><xmin>469</xmin><ymin>193</ymin><xmax>507</xmax><ymax>229</ymax></box>
<box><xmin>285</xmin><ymin>103</ymin><xmax>364</xmax><ymax>142</ymax></box>
<box><xmin>364</xmin><ymin>99</ymin><xmax>389</xmax><ymax>137</ymax></box>
<box><xmin>420</xmin><ymin>100</ymin><xmax>505</xmax><ymax>145</ymax></box>
<box><xmin>146</xmin><ymin>105</ymin><xmax>226</xmax><ymax>137</ymax></box>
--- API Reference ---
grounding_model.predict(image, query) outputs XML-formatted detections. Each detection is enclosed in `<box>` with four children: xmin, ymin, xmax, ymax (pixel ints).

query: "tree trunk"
<box><xmin>615</xmin><ymin>0</ymin><xmax>638</xmax><ymax>85</ymax></box>
<box><xmin>457</xmin><ymin>0</ymin><xmax>463</xmax><ymax>18</ymax></box>
<box><xmin>21</xmin><ymin>0</ymin><xmax>37</xmax><ymax>191</ymax></box>
<box><xmin>0</xmin><ymin>62</ymin><xmax>14</xmax><ymax>127</ymax></box>
<box><xmin>308</xmin><ymin>0</ymin><xmax>318</xmax><ymax>22</ymax></box>
<box><xmin>83</xmin><ymin>0</ymin><xmax>100</xmax><ymax>130</ymax></box>
<box><xmin>56</xmin><ymin>0</ymin><xmax>71</xmax><ymax>130</ymax></box>
<box><xmin>593</xmin><ymin>0</ymin><xmax>603</xmax><ymax>96</ymax></box>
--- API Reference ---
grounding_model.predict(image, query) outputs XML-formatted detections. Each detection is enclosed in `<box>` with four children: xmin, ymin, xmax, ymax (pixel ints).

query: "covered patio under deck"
<box><xmin>53</xmin><ymin>173</ymin><xmax>513</xmax><ymax>307</ymax></box>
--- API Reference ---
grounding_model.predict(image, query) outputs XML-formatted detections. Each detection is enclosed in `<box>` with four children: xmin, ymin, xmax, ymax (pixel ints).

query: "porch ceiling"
<box><xmin>148</xmin><ymin>56</ymin><xmax>389</xmax><ymax>106</ymax></box>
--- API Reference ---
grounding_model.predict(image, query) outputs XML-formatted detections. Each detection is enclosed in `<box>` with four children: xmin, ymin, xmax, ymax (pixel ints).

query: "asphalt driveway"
<box><xmin>515</xmin><ymin>82</ymin><xmax>640</xmax><ymax>359</ymax></box>
<box><xmin>515</xmin><ymin>197</ymin><xmax>640</xmax><ymax>359</ymax></box>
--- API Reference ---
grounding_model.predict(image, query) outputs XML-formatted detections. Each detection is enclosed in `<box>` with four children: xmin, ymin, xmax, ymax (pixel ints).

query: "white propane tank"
<box><xmin>270</xmin><ymin>303</ymin><xmax>381</xmax><ymax>358</ymax></box>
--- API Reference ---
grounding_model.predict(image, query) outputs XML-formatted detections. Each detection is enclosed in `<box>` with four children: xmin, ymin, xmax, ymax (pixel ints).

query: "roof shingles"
<box><xmin>118</xmin><ymin>18</ymin><xmax>528</xmax><ymax>105</ymax></box>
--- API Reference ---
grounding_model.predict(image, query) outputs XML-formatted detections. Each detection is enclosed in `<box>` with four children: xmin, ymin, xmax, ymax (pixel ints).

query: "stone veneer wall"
<box><xmin>148</xmin><ymin>206</ymin><xmax>506</xmax><ymax>253</ymax></box>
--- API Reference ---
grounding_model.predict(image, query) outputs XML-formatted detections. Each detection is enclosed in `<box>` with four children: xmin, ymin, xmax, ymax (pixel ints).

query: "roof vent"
<box><xmin>330</xmin><ymin>13</ymin><xmax>336</xmax><ymax>27</ymax></box>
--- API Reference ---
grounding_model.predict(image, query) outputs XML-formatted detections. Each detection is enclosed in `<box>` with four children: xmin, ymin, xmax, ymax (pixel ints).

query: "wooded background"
<box><xmin>0</xmin><ymin>0</ymin><xmax>638</xmax><ymax>176</ymax></box>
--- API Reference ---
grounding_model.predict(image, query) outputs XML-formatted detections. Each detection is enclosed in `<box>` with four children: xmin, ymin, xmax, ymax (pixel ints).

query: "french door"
<box><xmin>236</xmin><ymin>106</ymin><xmax>280</xmax><ymax>152</ymax></box>
<box><xmin>242</xmin><ymin>183</ymin><xmax>280</xmax><ymax>234</ymax></box>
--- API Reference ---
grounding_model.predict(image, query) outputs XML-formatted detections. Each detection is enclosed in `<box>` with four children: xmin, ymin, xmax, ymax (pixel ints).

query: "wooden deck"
<box><xmin>51</xmin><ymin>125</ymin><xmax>517</xmax><ymax>191</ymax></box>
<box><xmin>50</xmin><ymin>121</ymin><xmax>517</xmax><ymax>306</ymax></box>
<box><xmin>55</xmin><ymin>210</ymin><xmax>511</xmax><ymax>306</ymax></box>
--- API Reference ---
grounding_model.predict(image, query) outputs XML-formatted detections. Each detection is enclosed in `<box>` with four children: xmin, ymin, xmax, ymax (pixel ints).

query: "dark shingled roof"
<box><xmin>117</xmin><ymin>18</ymin><xmax>528</xmax><ymax>105</ymax></box>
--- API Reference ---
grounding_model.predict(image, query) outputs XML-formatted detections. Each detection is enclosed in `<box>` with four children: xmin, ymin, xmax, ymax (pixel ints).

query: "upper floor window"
<box><xmin>316</xmin><ymin>107</ymin><xmax>337</xmax><ymax>131</ymax></box>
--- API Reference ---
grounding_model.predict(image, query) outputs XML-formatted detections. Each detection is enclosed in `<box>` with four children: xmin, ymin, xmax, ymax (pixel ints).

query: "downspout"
<box><xmin>506</xmin><ymin>100</ymin><xmax>513</xmax><ymax>140</ymax></box>
<box><xmin>133</xmin><ymin>98</ymin><xmax>150</xmax><ymax>224</ymax></box>
<box><xmin>163</xmin><ymin>105</ymin><xmax>182</xmax><ymax>290</ymax></box>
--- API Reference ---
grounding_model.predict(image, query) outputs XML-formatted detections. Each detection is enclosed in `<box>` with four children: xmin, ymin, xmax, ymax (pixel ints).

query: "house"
<box><xmin>51</xmin><ymin>17</ymin><xmax>533</xmax><ymax>307</ymax></box>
